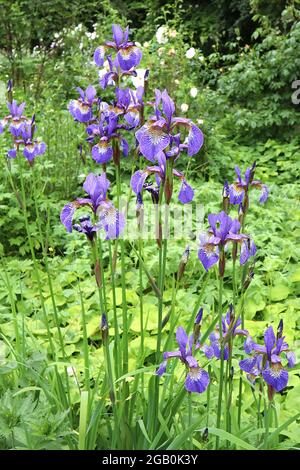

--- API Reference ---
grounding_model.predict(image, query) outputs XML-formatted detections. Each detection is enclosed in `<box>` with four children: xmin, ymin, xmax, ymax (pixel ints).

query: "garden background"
<box><xmin>0</xmin><ymin>0</ymin><xmax>299</xmax><ymax>450</ymax></box>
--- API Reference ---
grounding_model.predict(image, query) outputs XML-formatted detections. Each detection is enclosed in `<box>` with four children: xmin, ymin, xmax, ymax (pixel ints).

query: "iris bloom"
<box><xmin>86</xmin><ymin>113</ymin><xmax>129</xmax><ymax>164</ymax></box>
<box><xmin>198</xmin><ymin>211</ymin><xmax>256</xmax><ymax>271</ymax></box>
<box><xmin>98</xmin><ymin>54</ymin><xmax>139</xmax><ymax>89</ymax></box>
<box><xmin>239</xmin><ymin>322</ymin><xmax>295</xmax><ymax>393</ymax></box>
<box><xmin>73</xmin><ymin>215</ymin><xmax>100</xmax><ymax>241</ymax></box>
<box><xmin>205</xmin><ymin>306</ymin><xmax>248</xmax><ymax>360</ymax></box>
<box><xmin>136</xmin><ymin>89</ymin><xmax>203</xmax><ymax>162</ymax></box>
<box><xmin>60</xmin><ymin>173</ymin><xmax>125</xmax><ymax>239</ymax></box>
<box><xmin>130</xmin><ymin>151</ymin><xmax>194</xmax><ymax>204</ymax></box>
<box><xmin>0</xmin><ymin>99</ymin><xmax>30</xmax><ymax>136</ymax></box>
<box><xmin>7</xmin><ymin>121</ymin><xmax>46</xmax><ymax>163</ymax></box>
<box><xmin>94</xmin><ymin>24</ymin><xmax>142</xmax><ymax>72</ymax></box>
<box><xmin>156</xmin><ymin>326</ymin><xmax>210</xmax><ymax>393</ymax></box>
<box><xmin>229</xmin><ymin>163</ymin><xmax>268</xmax><ymax>205</ymax></box>
<box><xmin>68</xmin><ymin>85</ymin><xmax>97</xmax><ymax>123</ymax></box>
<box><xmin>111</xmin><ymin>87</ymin><xmax>144</xmax><ymax>128</ymax></box>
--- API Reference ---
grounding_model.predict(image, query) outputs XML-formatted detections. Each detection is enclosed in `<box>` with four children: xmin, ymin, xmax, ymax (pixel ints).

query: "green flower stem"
<box><xmin>114</xmin><ymin>149</ymin><xmax>130</xmax><ymax>440</ymax></box>
<box><xmin>108</xmin><ymin>240</ymin><xmax>121</xmax><ymax>381</ymax></box>
<box><xmin>206</xmin><ymin>364</ymin><xmax>211</xmax><ymax>429</ymax></box>
<box><xmin>237</xmin><ymin>291</ymin><xmax>246</xmax><ymax>428</ymax></box>
<box><xmin>78</xmin><ymin>282</ymin><xmax>90</xmax><ymax>392</ymax></box>
<box><xmin>215</xmin><ymin>274</ymin><xmax>224</xmax><ymax>450</ymax></box>
<box><xmin>17</xmin><ymin>158</ymin><xmax>72</xmax><ymax>417</ymax></box>
<box><xmin>31</xmin><ymin>165</ymin><xmax>72</xmax><ymax>407</ymax></box>
<box><xmin>0</xmin><ymin>261</ymin><xmax>21</xmax><ymax>359</ymax></box>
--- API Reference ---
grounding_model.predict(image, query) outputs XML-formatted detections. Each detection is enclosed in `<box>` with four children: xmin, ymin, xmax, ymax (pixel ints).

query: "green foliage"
<box><xmin>0</xmin><ymin>0</ymin><xmax>299</xmax><ymax>452</ymax></box>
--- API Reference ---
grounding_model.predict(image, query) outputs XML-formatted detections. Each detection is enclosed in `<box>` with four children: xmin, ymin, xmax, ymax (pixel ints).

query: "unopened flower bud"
<box><xmin>193</xmin><ymin>307</ymin><xmax>203</xmax><ymax>344</ymax></box>
<box><xmin>195</xmin><ymin>307</ymin><xmax>203</xmax><ymax>326</ymax></box>
<box><xmin>164</xmin><ymin>171</ymin><xmax>173</xmax><ymax>205</ymax></box>
<box><xmin>277</xmin><ymin>319</ymin><xmax>283</xmax><ymax>339</ymax></box>
<box><xmin>219</xmin><ymin>250</ymin><xmax>225</xmax><ymax>278</ymax></box>
<box><xmin>238</xmin><ymin>203</ymin><xmax>244</xmax><ymax>225</ymax></box>
<box><xmin>242</xmin><ymin>268</ymin><xmax>254</xmax><ymax>292</ymax></box>
<box><xmin>232</xmin><ymin>241</ymin><xmax>238</xmax><ymax>263</ymax></box>
<box><xmin>177</xmin><ymin>245</ymin><xmax>190</xmax><ymax>281</ymax></box>
<box><xmin>222</xmin><ymin>180</ymin><xmax>230</xmax><ymax>213</ymax></box>
<box><xmin>101</xmin><ymin>313</ymin><xmax>109</xmax><ymax>342</ymax></box>
<box><xmin>136</xmin><ymin>193</ymin><xmax>144</xmax><ymax>231</ymax></box>
<box><xmin>7</xmin><ymin>79</ymin><xmax>13</xmax><ymax>103</ymax></box>
<box><xmin>249</xmin><ymin>161</ymin><xmax>256</xmax><ymax>183</ymax></box>
<box><xmin>202</xmin><ymin>427</ymin><xmax>209</xmax><ymax>442</ymax></box>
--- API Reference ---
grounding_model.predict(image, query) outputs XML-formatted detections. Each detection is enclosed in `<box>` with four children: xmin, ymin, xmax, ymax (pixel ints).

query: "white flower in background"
<box><xmin>185</xmin><ymin>47</ymin><xmax>196</xmax><ymax>59</ymax></box>
<box><xmin>169</xmin><ymin>30</ymin><xmax>177</xmax><ymax>38</ymax></box>
<box><xmin>160</xmin><ymin>59</ymin><xmax>165</xmax><ymax>65</ymax></box>
<box><xmin>156</xmin><ymin>26</ymin><xmax>168</xmax><ymax>44</ymax></box>
<box><xmin>157</xmin><ymin>47</ymin><xmax>164</xmax><ymax>56</ymax></box>
<box><xmin>143</xmin><ymin>41</ymin><xmax>150</xmax><ymax>48</ymax></box>
<box><xmin>131</xmin><ymin>68</ymin><xmax>147</xmax><ymax>88</ymax></box>
<box><xmin>197</xmin><ymin>118</ymin><xmax>204</xmax><ymax>125</ymax></box>
<box><xmin>135</xmin><ymin>41</ymin><xmax>142</xmax><ymax>48</ymax></box>
<box><xmin>90</xmin><ymin>31</ymin><xmax>97</xmax><ymax>40</ymax></box>
<box><xmin>180</xmin><ymin>103</ymin><xmax>189</xmax><ymax>113</ymax></box>
<box><xmin>199</xmin><ymin>55</ymin><xmax>205</xmax><ymax>62</ymax></box>
<box><xmin>174</xmin><ymin>79</ymin><xmax>180</xmax><ymax>84</ymax></box>
<box><xmin>103</xmin><ymin>60</ymin><xmax>110</xmax><ymax>71</ymax></box>
<box><xmin>67</xmin><ymin>366</ymin><xmax>75</xmax><ymax>376</ymax></box>
<box><xmin>190</xmin><ymin>87</ymin><xmax>198</xmax><ymax>98</ymax></box>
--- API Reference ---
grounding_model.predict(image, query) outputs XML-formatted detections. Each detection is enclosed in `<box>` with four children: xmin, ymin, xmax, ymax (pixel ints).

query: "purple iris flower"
<box><xmin>205</xmin><ymin>306</ymin><xmax>248</xmax><ymax>360</ymax></box>
<box><xmin>110</xmin><ymin>87</ymin><xmax>143</xmax><ymax>128</ymax></box>
<box><xmin>239</xmin><ymin>321</ymin><xmax>295</xmax><ymax>393</ymax></box>
<box><xmin>0</xmin><ymin>99</ymin><xmax>30</xmax><ymax>136</ymax></box>
<box><xmin>156</xmin><ymin>326</ymin><xmax>210</xmax><ymax>394</ymax></box>
<box><xmin>86</xmin><ymin>112</ymin><xmax>129</xmax><ymax>164</ymax></box>
<box><xmin>60</xmin><ymin>172</ymin><xmax>125</xmax><ymax>240</ymax></box>
<box><xmin>73</xmin><ymin>215</ymin><xmax>100</xmax><ymax>241</ymax></box>
<box><xmin>94</xmin><ymin>24</ymin><xmax>142</xmax><ymax>72</ymax></box>
<box><xmin>229</xmin><ymin>163</ymin><xmax>268</xmax><ymax>205</ymax></box>
<box><xmin>136</xmin><ymin>89</ymin><xmax>203</xmax><ymax>162</ymax></box>
<box><xmin>98</xmin><ymin>54</ymin><xmax>138</xmax><ymax>89</ymax></box>
<box><xmin>130</xmin><ymin>151</ymin><xmax>194</xmax><ymax>204</ymax></box>
<box><xmin>7</xmin><ymin>122</ymin><xmax>46</xmax><ymax>163</ymax></box>
<box><xmin>198</xmin><ymin>211</ymin><xmax>255</xmax><ymax>271</ymax></box>
<box><xmin>68</xmin><ymin>85</ymin><xmax>97</xmax><ymax>123</ymax></box>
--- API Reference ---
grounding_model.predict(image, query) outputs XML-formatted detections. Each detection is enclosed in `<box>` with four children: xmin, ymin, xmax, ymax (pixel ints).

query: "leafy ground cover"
<box><xmin>0</xmin><ymin>0</ymin><xmax>299</xmax><ymax>451</ymax></box>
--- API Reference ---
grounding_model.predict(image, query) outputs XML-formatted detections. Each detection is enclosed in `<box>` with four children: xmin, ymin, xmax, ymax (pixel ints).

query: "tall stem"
<box><xmin>215</xmin><ymin>275</ymin><xmax>224</xmax><ymax>449</ymax></box>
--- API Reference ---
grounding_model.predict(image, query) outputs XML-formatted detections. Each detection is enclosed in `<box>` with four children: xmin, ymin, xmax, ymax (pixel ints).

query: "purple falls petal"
<box><xmin>178</xmin><ymin>180</ymin><xmax>194</xmax><ymax>204</ymax></box>
<box><xmin>239</xmin><ymin>356</ymin><xmax>258</xmax><ymax>374</ymax></box>
<box><xmin>187</xmin><ymin>123</ymin><xmax>204</xmax><ymax>156</ymax></box>
<box><xmin>92</xmin><ymin>141</ymin><xmax>113</xmax><ymax>164</ymax></box>
<box><xmin>185</xmin><ymin>367</ymin><xmax>210</xmax><ymax>393</ymax></box>
<box><xmin>139</xmin><ymin>125</ymin><xmax>170</xmax><ymax>161</ymax></box>
<box><xmin>176</xmin><ymin>326</ymin><xmax>188</xmax><ymax>358</ymax></box>
<box><xmin>198</xmin><ymin>248</ymin><xmax>219</xmax><ymax>271</ymax></box>
<box><xmin>286</xmin><ymin>351</ymin><xmax>296</xmax><ymax>368</ymax></box>
<box><xmin>262</xmin><ymin>364</ymin><xmax>288</xmax><ymax>392</ymax></box>
<box><xmin>94</xmin><ymin>45</ymin><xmax>106</xmax><ymax>67</ymax></box>
<box><xmin>130</xmin><ymin>170</ymin><xmax>148</xmax><ymax>194</ymax></box>
<box><xmin>60</xmin><ymin>202</ymin><xmax>77</xmax><ymax>232</ymax></box>
<box><xmin>156</xmin><ymin>360</ymin><xmax>167</xmax><ymax>376</ymax></box>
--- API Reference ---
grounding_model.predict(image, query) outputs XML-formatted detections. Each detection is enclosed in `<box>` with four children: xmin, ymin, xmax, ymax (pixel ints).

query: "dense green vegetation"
<box><xmin>0</xmin><ymin>0</ymin><xmax>299</xmax><ymax>451</ymax></box>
